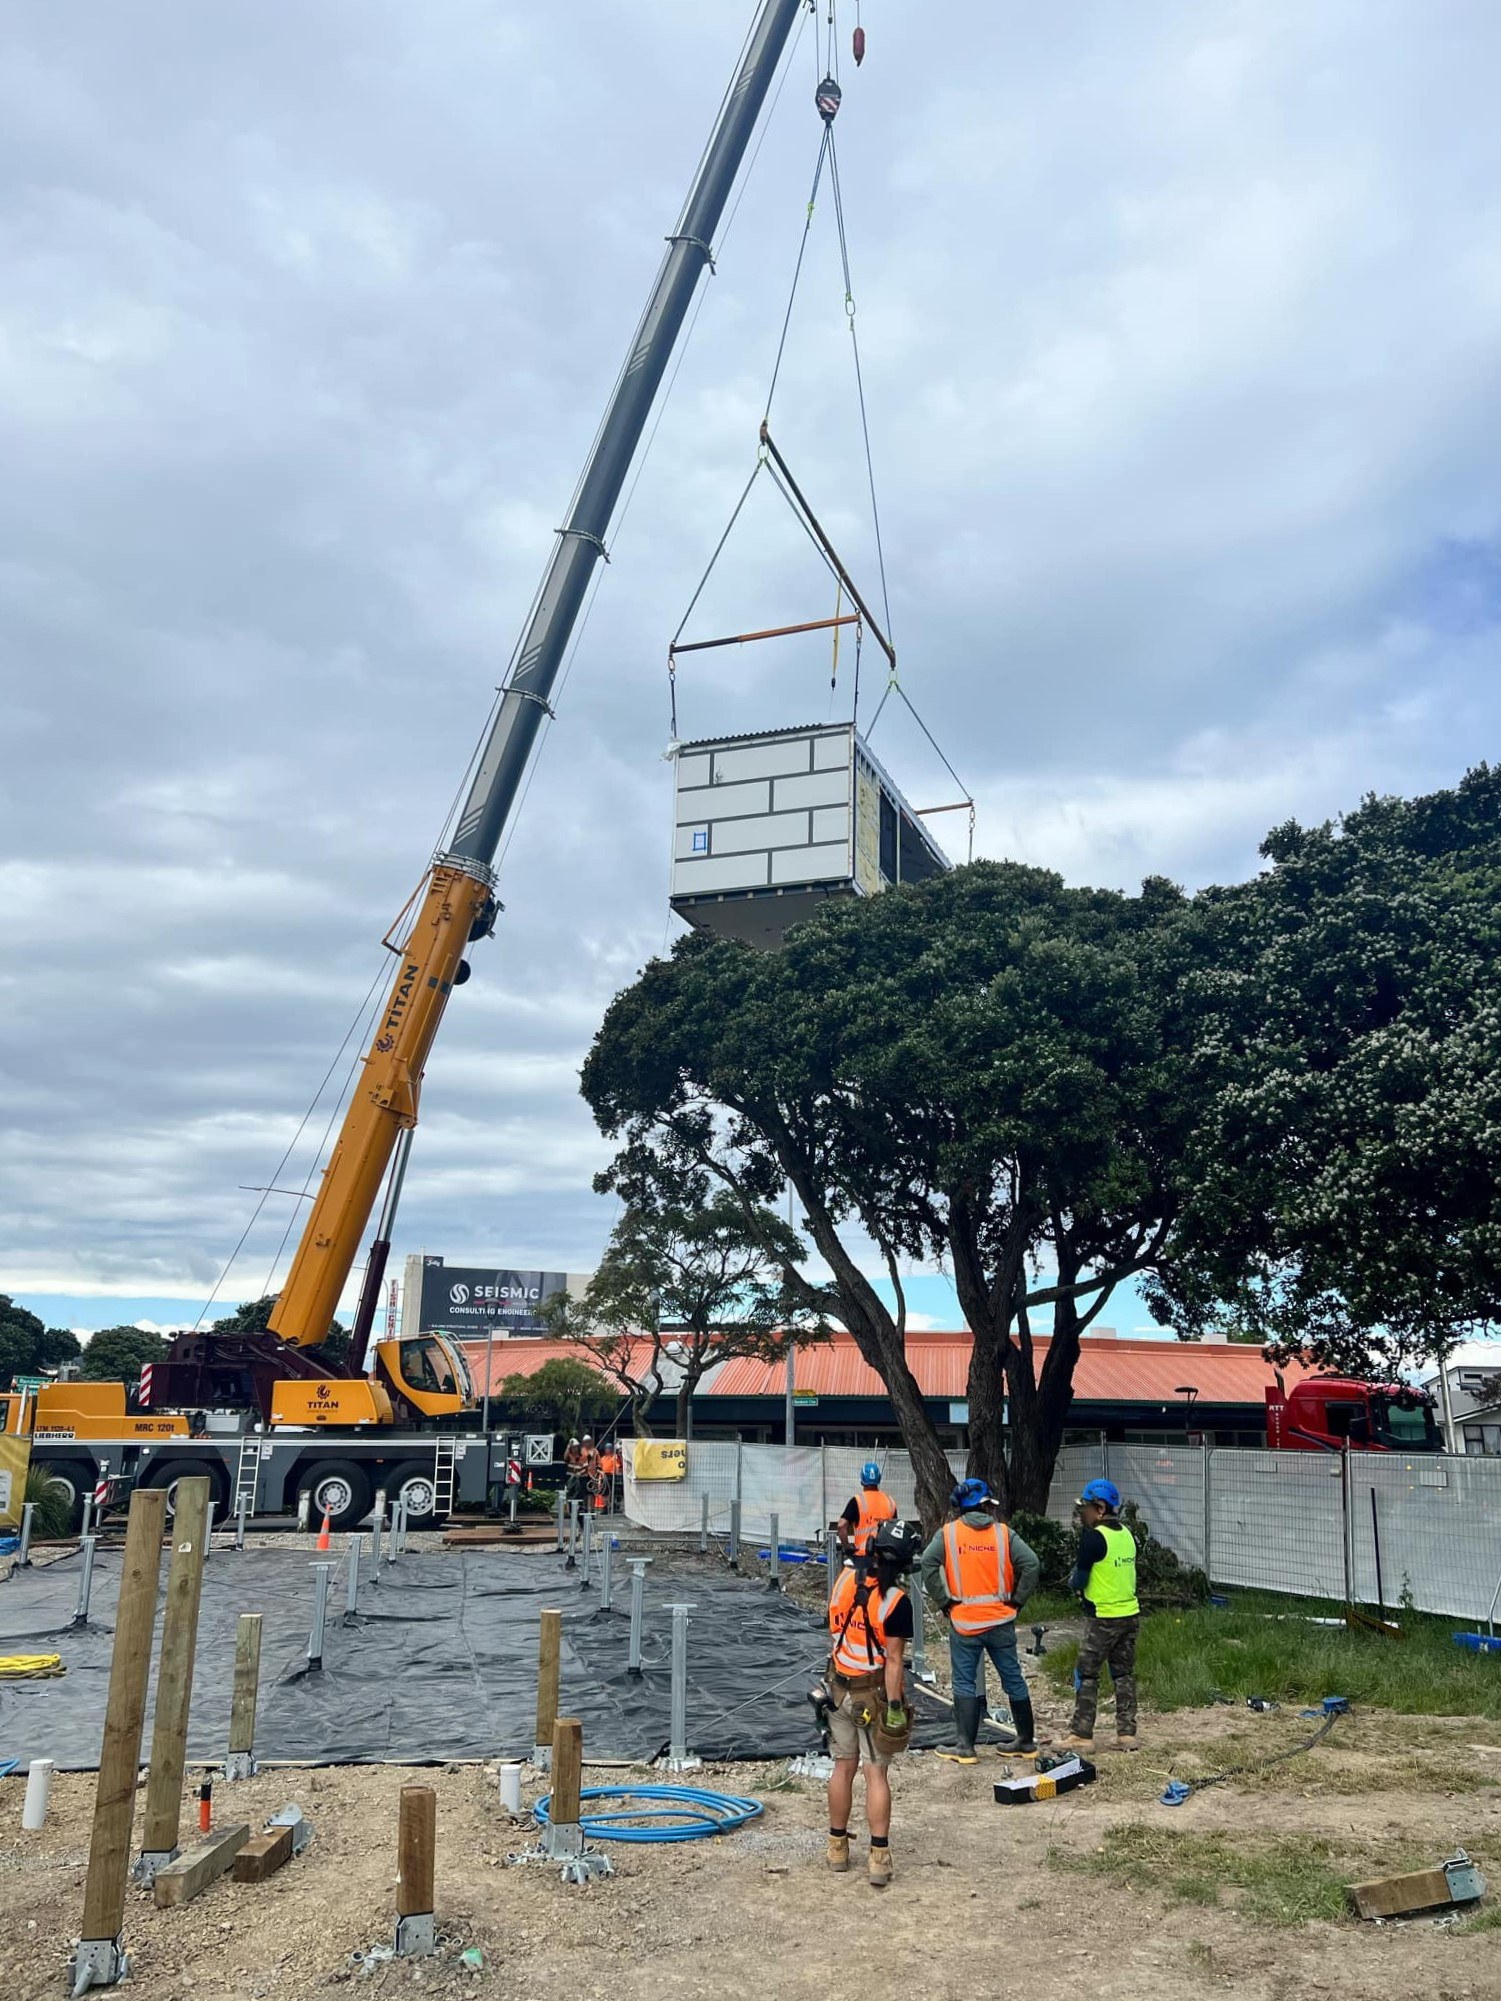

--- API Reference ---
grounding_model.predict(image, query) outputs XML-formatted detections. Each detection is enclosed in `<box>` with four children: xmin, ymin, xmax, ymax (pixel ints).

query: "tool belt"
<box><xmin>828</xmin><ymin>1665</ymin><xmax>885</xmax><ymax>1695</ymax></box>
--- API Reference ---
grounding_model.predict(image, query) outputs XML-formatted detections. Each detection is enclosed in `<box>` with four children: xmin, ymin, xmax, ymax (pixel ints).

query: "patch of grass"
<box><xmin>1039</xmin><ymin>1592</ymin><xmax>1501</xmax><ymax>1720</ymax></box>
<box><xmin>1456</xmin><ymin>1903</ymin><xmax>1501</xmax><ymax>1934</ymax></box>
<box><xmin>1084</xmin><ymin>1732</ymin><xmax>1499</xmax><ymax>1806</ymax></box>
<box><xmin>1049</xmin><ymin>1824</ymin><xmax>1415</xmax><ymax>1928</ymax></box>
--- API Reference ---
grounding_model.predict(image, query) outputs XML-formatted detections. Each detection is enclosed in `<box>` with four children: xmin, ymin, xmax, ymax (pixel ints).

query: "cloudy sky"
<box><xmin>4</xmin><ymin>0</ymin><xmax>1499</xmax><ymax>1337</ymax></box>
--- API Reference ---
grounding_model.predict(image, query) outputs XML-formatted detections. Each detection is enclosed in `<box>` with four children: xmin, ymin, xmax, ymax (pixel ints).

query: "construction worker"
<box><xmin>562</xmin><ymin>1436</ymin><xmax>585</xmax><ymax>1503</ymax></box>
<box><xmin>595</xmin><ymin>1442</ymin><xmax>620</xmax><ymax>1512</ymax></box>
<box><xmin>919</xmin><ymin>1476</ymin><xmax>1045</xmax><ymax>1761</ymax></box>
<box><xmin>837</xmin><ymin>1460</ymin><xmax>898</xmax><ymax>1564</ymax></box>
<box><xmin>826</xmin><ymin>1519</ymin><xmax>915</xmax><ymax>1889</ymax></box>
<box><xmin>1060</xmin><ymin>1477</ymin><xmax>1141</xmax><ymax>1752</ymax></box>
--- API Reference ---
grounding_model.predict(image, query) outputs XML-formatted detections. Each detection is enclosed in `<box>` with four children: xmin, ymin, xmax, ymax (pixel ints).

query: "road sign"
<box><xmin>524</xmin><ymin>1433</ymin><xmax>553</xmax><ymax>1466</ymax></box>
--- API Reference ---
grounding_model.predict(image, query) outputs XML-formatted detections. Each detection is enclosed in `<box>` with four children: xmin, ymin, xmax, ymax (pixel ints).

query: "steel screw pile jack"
<box><xmin>626</xmin><ymin>1558</ymin><xmax>652</xmax><ymax>1675</ymax></box>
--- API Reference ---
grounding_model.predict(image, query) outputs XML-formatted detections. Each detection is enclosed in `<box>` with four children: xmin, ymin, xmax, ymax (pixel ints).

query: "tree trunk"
<box><xmin>775</xmin><ymin>1145</ymin><xmax>953</xmax><ymax>1532</ymax></box>
<box><xmin>1004</xmin><ymin>1286</ymin><xmax>1087</xmax><ymax>1511</ymax></box>
<box><xmin>965</xmin><ymin>1333</ymin><xmax>1010</xmax><ymax>1503</ymax></box>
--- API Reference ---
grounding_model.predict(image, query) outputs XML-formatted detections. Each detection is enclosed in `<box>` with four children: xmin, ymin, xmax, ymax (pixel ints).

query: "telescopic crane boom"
<box><xmin>246</xmin><ymin>1</ymin><xmax>806</xmax><ymax>1394</ymax></box>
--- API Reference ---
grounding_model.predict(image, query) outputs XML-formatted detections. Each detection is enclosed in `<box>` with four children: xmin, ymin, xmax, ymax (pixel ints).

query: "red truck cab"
<box><xmin>1265</xmin><ymin>1376</ymin><xmax>1441</xmax><ymax>1452</ymax></box>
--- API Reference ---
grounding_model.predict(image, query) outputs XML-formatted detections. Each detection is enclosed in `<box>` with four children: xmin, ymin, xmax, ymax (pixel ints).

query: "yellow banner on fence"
<box><xmin>0</xmin><ymin>1432</ymin><xmax>32</xmax><ymax>1530</ymax></box>
<box><xmin>631</xmin><ymin>1440</ymin><xmax>687</xmax><ymax>1483</ymax></box>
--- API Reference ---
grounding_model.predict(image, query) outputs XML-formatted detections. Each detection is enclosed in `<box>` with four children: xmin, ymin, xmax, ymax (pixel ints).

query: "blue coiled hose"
<box><xmin>534</xmin><ymin>1783</ymin><xmax>763</xmax><ymax>1843</ymax></box>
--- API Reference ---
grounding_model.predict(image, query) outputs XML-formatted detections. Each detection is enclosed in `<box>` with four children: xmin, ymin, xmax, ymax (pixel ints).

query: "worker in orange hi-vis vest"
<box><xmin>823</xmin><ymin>1520</ymin><xmax>918</xmax><ymax>1889</ymax></box>
<box><xmin>837</xmin><ymin>1461</ymin><xmax>898</xmax><ymax>1566</ymax></box>
<box><xmin>919</xmin><ymin>1477</ymin><xmax>1045</xmax><ymax>1762</ymax></box>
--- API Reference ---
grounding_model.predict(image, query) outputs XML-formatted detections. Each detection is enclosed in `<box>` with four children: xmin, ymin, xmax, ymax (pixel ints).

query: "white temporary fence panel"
<box><xmin>1047</xmin><ymin>1439</ymin><xmax>1501</xmax><ymax>1621</ymax></box>
<box><xmin>627</xmin><ymin>1437</ymin><xmax>1501</xmax><ymax>1623</ymax></box>
<box><xmin>1207</xmin><ymin>1452</ymin><xmax>1348</xmax><ymax>1601</ymax></box>
<box><xmin>1354</xmin><ymin>1453</ymin><xmax>1501</xmax><ymax>1623</ymax></box>
<box><xmin>623</xmin><ymin>1442</ymin><xmax>968</xmax><ymax>1545</ymax></box>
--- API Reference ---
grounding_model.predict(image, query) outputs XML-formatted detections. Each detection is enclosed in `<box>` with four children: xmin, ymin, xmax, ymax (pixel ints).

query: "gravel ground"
<box><xmin>4</xmin><ymin>1709</ymin><xmax>1499</xmax><ymax>2000</ymax></box>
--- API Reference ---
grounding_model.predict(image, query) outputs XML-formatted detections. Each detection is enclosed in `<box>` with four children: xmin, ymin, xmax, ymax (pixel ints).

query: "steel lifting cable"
<box><xmin>826</xmin><ymin>125</ymin><xmax>892</xmax><ymax>644</ymax></box>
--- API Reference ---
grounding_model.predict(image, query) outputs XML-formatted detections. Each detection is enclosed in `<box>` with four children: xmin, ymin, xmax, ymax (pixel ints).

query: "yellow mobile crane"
<box><xmin>148</xmin><ymin>3</ymin><xmax>807</xmax><ymax>1453</ymax></box>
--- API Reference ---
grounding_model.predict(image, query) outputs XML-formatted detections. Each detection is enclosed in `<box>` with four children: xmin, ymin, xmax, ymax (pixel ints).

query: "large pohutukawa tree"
<box><xmin>580</xmin><ymin>861</ymin><xmax>1226</xmax><ymax>1524</ymax></box>
<box><xmin>1148</xmin><ymin>764</ymin><xmax>1501</xmax><ymax>1380</ymax></box>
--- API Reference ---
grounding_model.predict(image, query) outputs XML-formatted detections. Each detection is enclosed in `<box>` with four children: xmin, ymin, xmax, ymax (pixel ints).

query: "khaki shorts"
<box><xmin>827</xmin><ymin>1684</ymin><xmax>890</xmax><ymax>1768</ymax></box>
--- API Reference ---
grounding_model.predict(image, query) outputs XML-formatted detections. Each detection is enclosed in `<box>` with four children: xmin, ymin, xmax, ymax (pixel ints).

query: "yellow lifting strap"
<box><xmin>0</xmin><ymin>1652</ymin><xmax>66</xmax><ymax>1679</ymax></box>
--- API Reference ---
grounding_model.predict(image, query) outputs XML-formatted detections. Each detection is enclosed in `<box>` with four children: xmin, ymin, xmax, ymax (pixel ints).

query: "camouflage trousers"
<box><xmin>1070</xmin><ymin>1612</ymin><xmax>1139</xmax><ymax>1736</ymax></box>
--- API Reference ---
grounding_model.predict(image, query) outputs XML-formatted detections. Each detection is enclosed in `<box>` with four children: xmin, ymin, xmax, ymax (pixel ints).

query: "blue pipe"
<box><xmin>534</xmin><ymin>1783</ymin><xmax>763</xmax><ymax>1843</ymax></box>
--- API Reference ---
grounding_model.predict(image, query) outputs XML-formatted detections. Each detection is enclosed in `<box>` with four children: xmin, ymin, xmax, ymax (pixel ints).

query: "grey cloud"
<box><xmin>4</xmin><ymin>1</ymin><xmax>1501</xmax><ymax>1312</ymax></box>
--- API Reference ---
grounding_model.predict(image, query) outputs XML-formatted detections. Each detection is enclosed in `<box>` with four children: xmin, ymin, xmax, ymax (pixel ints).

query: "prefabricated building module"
<box><xmin>669</xmin><ymin>721</ymin><xmax>949</xmax><ymax>950</ymax></box>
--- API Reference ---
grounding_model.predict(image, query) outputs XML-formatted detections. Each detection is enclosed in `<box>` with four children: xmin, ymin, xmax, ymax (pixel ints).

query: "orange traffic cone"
<box><xmin>315</xmin><ymin>1505</ymin><xmax>332</xmax><ymax>1551</ymax></box>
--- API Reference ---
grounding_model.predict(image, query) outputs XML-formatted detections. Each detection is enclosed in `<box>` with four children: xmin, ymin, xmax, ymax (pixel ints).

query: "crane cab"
<box><xmin>266</xmin><ymin>1336</ymin><xmax>473</xmax><ymax>1428</ymax></box>
<box><xmin>374</xmin><ymin>1332</ymin><xmax>474</xmax><ymax>1423</ymax></box>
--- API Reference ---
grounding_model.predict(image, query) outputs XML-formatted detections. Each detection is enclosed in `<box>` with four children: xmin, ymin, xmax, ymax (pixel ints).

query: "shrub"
<box><xmin>1010</xmin><ymin>1509</ymin><xmax>1075</xmax><ymax>1590</ymax></box>
<box><xmin>1010</xmin><ymin>1500</ymin><xmax>1209</xmax><ymax>1607</ymax></box>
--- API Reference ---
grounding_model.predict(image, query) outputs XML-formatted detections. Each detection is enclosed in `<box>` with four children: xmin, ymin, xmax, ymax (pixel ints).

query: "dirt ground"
<box><xmin>4</xmin><ymin>1699</ymin><xmax>1500</xmax><ymax>2001</ymax></box>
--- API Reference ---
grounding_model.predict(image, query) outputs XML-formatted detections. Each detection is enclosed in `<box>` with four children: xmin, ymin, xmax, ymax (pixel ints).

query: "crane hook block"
<box><xmin>816</xmin><ymin>74</ymin><xmax>842</xmax><ymax>124</ymax></box>
<box><xmin>852</xmin><ymin>26</ymin><xmax>866</xmax><ymax>66</ymax></box>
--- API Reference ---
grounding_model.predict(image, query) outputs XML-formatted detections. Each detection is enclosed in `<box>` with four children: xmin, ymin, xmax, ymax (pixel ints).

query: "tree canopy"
<box><xmin>496</xmin><ymin>1356</ymin><xmax>618</xmax><ymax>1441</ymax></box>
<box><xmin>79</xmin><ymin>1325</ymin><xmax>167</xmax><ymax>1384</ymax></box>
<box><xmin>1152</xmin><ymin>763</ymin><xmax>1501</xmax><ymax>1378</ymax></box>
<box><xmin>0</xmin><ymin>1296</ymin><xmax>81</xmax><ymax>1385</ymax></box>
<box><xmin>546</xmin><ymin>1172</ymin><xmax>826</xmax><ymax>1436</ymax></box>
<box><xmin>582</xmin><ymin>860</ymin><xmax>1224</xmax><ymax>1519</ymax></box>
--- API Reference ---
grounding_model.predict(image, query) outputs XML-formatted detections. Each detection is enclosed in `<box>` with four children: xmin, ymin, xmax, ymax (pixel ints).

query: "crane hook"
<box><xmin>816</xmin><ymin>74</ymin><xmax>842</xmax><ymax>124</ymax></box>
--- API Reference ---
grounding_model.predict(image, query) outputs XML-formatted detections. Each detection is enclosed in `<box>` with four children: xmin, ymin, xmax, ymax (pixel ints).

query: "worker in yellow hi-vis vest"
<box><xmin>1059</xmin><ymin>1478</ymin><xmax>1142</xmax><ymax>1753</ymax></box>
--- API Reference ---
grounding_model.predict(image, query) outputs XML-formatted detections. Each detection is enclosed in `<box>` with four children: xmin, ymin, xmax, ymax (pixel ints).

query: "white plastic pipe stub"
<box><xmin>22</xmin><ymin>1757</ymin><xmax>54</xmax><ymax>1831</ymax></box>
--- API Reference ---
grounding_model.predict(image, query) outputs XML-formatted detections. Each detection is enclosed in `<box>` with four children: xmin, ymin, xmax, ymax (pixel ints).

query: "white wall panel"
<box><xmin>711</xmin><ymin>810</ymin><xmax>813</xmax><ymax>856</ymax></box>
<box><xmin>713</xmin><ymin>737</ymin><xmax>814</xmax><ymax>783</ymax></box>
<box><xmin>771</xmin><ymin>840</ymin><xmax>848</xmax><ymax>883</ymax></box>
<box><xmin>676</xmin><ymin>777</ymin><xmax>769</xmax><ymax>822</ymax></box>
<box><xmin>773</xmin><ymin>769</ymin><xmax>849</xmax><ymax>812</ymax></box>
<box><xmin>670</xmin><ymin>851</ymin><xmax>769</xmax><ymax>894</ymax></box>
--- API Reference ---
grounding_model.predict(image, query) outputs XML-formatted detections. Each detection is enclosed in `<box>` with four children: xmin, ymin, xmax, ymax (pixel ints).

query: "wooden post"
<box><xmin>395</xmin><ymin>1784</ymin><xmax>436</xmax><ymax>1957</ymax></box>
<box><xmin>550</xmin><ymin>1718</ymin><xmax>583</xmax><ymax>1826</ymax></box>
<box><xmin>76</xmin><ymin>1486</ymin><xmax>169</xmax><ymax>1988</ymax></box>
<box><xmin>226</xmin><ymin>1613</ymin><xmax>262</xmax><ymax>1781</ymax></box>
<box><xmin>532</xmin><ymin>1608</ymin><xmax>561</xmax><ymax>1765</ymax></box>
<box><xmin>139</xmin><ymin>1478</ymin><xmax>212</xmax><ymax>1871</ymax></box>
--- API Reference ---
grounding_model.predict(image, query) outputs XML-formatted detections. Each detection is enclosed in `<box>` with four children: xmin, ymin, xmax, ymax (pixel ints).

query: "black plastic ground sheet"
<box><xmin>0</xmin><ymin>1544</ymin><xmax>951</xmax><ymax>1771</ymax></box>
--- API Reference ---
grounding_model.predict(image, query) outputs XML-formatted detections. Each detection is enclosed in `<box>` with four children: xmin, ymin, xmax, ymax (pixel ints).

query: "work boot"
<box><xmin>935</xmin><ymin>1694</ymin><xmax>984</xmax><ymax>1764</ymax></box>
<box><xmin>1115</xmin><ymin>1731</ymin><xmax>1142</xmax><ymax>1752</ymax></box>
<box><xmin>1056</xmin><ymin>1732</ymin><xmax>1095</xmax><ymax>1753</ymax></box>
<box><xmin>1008</xmin><ymin>1698</ymin><xmax>1051</xmax><ymax>1757</ymax></box>
<box><xmin>868</xmin><ymin>1843</ymin><xmax>892</xmax><ymax>1889</ymax></box>
<box><xmin>826</xmin><ymin>1832</ymin><xmax>850</xmax><ymax>1872</ymax></box>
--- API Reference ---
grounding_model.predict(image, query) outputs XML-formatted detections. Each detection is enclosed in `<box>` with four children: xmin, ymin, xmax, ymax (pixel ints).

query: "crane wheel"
<box><xmin>297</xmin><ymin>1460</ymin><xmax>372</xmax><ymax>1533</ymax></box>
<box><xmin>387</xmin><ymin>1461</ymin><xmax>443</xmax><ymax>1530</ymax></box>
<box><xmin>142</xmin><ymin>1457</ymin><xmax>231</xmax><ymax>1524</ymax></box>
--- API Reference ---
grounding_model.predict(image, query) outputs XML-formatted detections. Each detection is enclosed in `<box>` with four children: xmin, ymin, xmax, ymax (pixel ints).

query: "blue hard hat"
<box><xmin>1079</xmin><ymin>1478</ymin><xmax>1121</xmax><ymax>1510</ymax></box>
<box><xmin>860</xmin><ymin>1461</ymin><xmax>882</xmax><ymax>1488</ymax></box>
<box><xmin>949</xmin><ymin>1476</ymin><xmax>991</xmax><ymax>1512</ymax></box>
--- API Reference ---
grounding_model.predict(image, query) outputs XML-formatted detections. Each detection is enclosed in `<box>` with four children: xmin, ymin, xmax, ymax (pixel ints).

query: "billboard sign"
<box><xmin>416</xmin><ymin>1258</ymin><xmax>568</xmax><ymax>1335</ymax></box>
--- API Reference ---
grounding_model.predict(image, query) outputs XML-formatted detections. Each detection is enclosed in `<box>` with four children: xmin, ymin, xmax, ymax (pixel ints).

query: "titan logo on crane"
<box><xmin>376</xmin><ymin>960</ymin><xmax>422</xmax><ymax>1050</ymax></box>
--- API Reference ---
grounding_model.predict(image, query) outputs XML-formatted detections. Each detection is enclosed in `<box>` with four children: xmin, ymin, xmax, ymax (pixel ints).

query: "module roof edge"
<box><xmin>670</xmin><ymin>721</ymin><xmax>851</xmax><ymax>752</ymax></box>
